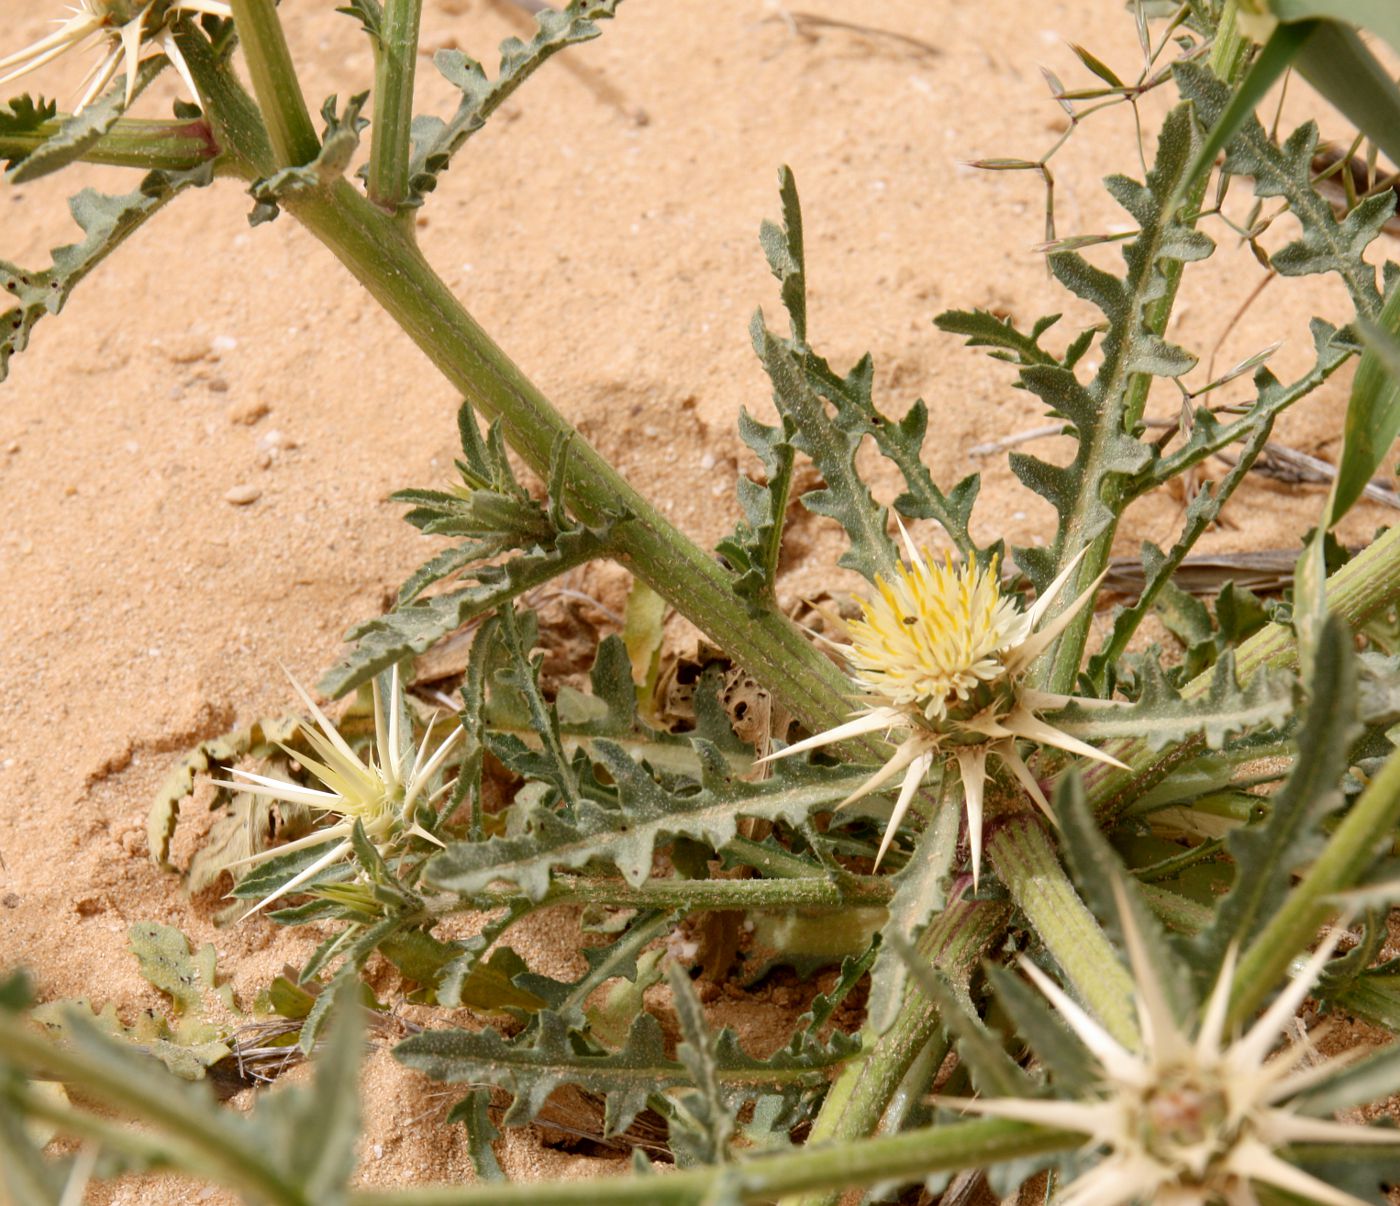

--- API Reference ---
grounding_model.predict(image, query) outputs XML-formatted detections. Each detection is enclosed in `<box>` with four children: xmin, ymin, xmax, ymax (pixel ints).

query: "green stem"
<box><xmin>175</xmin><ymin>22</ymin><xmax>274</xmax><ymax>175</ymax></box>
<box><xmin>1230</xmin><ymin>743</ymin><xmax>1400</xmax><ymax>1024</ymax></box>
<box><xmin>283</xmin><ymin>183</ymin><xmax>860</xmax><ymax>738</ymax></box>
<box><xmin>350</xmin><ymin>1119</ymin><xmax>1075</xmax><ymax>1206</ymax></box>
<box><xmin>985</xmin><ymin>813</ymin><xmax>1139</xmax><ymax>1046</ymax></box>
<box><xmin>1082</xmin><ymin>523</ymin><xmax>1400</xmax><ymax>822</ymax></box>
<box><xmin>432</xmin><ymin>870</ymin><xmax>893</xmax><ymax>915</ymax></box>
<box><xmin>227</xmin><ymin>0</ymin><xmax>320</xmax><ymax>167</ymax></box>
<box><xmin>7</xmin><ymin>1084</ymin><xmax>192</xmax><ymax>1174</ymax></box>
<box><xmin>778</xmin><ymin>895</ymin><xmax>1010</xmax><ymax>1206</ymax></box>
<box><xmin>1042</xmin><ymin>1</ymin><xmax>1250</xmax><ymax>694</ymax></box>
<box><xmin>0</xmin><ymin>1014</ymin><xmax>309</xmax><ymax>1206</ymax></box>
<box><xmin>0</xmin><ymin>118</ymin><xmax>216</xmax><ymax>171</ymax></box>
<box><xmin>367</xmin><ymin>0</ymin><xmax>424</xmax><ymax>215</ymax></box>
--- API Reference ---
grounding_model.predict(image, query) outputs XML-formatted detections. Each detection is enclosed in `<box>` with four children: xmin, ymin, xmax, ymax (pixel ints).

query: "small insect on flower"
<box><xmin>764</xmin><ymin>522</ymin><xmax>1123</xmax><ymax>882</ymax></box>
<box><xmin>945</xmin><ymin>886</ymin><xmax>1400</xmax><ymax>1205</ymax></box>
<box><xmin>0</xmin><ymin>1</ymin><xmax>232</xmax><ymax>114</ymax></box>
<box><xmin>214</xmin><ymin>665</ymin><xmax>464</xmax><ymax>919</ymax></box>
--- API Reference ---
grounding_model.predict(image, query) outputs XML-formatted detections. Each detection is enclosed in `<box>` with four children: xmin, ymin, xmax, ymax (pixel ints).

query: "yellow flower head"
<box><xmin>0</xmin><ymin>0</ymin><xmax>232</xmax><ymax>113</ymax></box>
<box><xmin>765</xmin><ymin>522</ymin><xmax>1123</xmax><ymax>882</ymax></box>
<box><xmin>846</xmin><ymin>551</ymin><xmax>1030</xmax><ymax>723</ymax></box>
<box><xmin>214</xmin><ymin>665</ymin><xmax>464</xmax><ymax>919</ymax></box>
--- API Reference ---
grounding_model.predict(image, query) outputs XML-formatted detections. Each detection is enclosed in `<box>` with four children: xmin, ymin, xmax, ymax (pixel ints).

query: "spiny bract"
<box><xmin>765</xmin><ymin>524</ymin><xmax>1123</xmax><ymax>882</ymax></box>
<box><xmin>948</xmin><ymin>884</ymin><xmax>1400</xmax><ymax>1206</ymax></box>
<box><xmin>0</xmin><ymin>0</ymin><xmax>232</xmax><ymax>113</ymax></box>
<box><xmin>215</xmin><ymin>665</ymin><xmax>463</xmax><ymax>918</ymax></box>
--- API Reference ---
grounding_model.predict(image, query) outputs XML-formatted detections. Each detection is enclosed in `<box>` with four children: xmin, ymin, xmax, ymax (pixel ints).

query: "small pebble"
<box><xmin>224</xmin><ymin>484</ymin><xmax>262</xmax><ymax>506</ymax></box>
<box><xmin>228</xmin><ymin>399</ymin><xmax>270</xmax><ymax>426</ymax></box>
<box><xmin>211</xmin><ymin>334</ymin><xmax>238</xmax><ymax>353</ymax></box>
<box><xmin>159</xmin><ymin>334</ymin><xmax>213</xmax><ymax>364</ymax></box>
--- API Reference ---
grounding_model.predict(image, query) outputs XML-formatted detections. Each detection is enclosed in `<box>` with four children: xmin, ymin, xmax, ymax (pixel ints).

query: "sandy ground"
<box><xmin>1</xmin><ymin>0</ymin><xmax>1396</xmax><ymax>1200</ymax></box>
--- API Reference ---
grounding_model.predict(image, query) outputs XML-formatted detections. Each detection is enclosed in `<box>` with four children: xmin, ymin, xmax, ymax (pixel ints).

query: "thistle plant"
<box><xmin>4</xmin><ymin>1</ymin><xmax>1400</xmax><ymax>1204</ymax></box>
<box><xmin>950</xmin><ymin>888</ymin><xmax>1400</xmax><ymax>1206</ymax></box>
<box><xmin>764</xmin><ymin>529</ymin><xmax>1122</xmax><ymax>878</ymax></box>
<box><xmin>214</xmin><ymin>666</ymin><xmax>462</xmax><ymax>916</ymax></box>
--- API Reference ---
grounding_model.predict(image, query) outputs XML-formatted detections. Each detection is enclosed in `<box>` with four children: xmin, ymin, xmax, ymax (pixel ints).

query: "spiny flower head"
<box><xmin>950</xmin><ymin>886</ymin><xmax>1400</xmax><ymax>1205</ymax></box>
<box><xmin>845</xmin><ymin>550</ymin><xmax>1031</xmax><ymax>723</ymax></box>
<box><xmin>766</xmin><ymin>523</ymin><xmax>1123</xmax><ymax>881</ymax></box>
<box><xmin>0</xmin><ymin>1</ymin><xmax>232</xmax><ymax>114</ymax></box>
<box><xmin>215</xmin><ymin>665</ymin><xmax>464</xmax><ymax>918</ymax></box>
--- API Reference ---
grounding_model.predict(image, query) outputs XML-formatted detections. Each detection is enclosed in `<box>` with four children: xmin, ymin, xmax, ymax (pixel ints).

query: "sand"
<box><xmin>1</xmin><ymin>0</ymin><xmax>1395</xmax><ymax>1200</ymax></box>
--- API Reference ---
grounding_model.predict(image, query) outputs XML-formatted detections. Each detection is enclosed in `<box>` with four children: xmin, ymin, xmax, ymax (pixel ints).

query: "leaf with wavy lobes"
<box><xmin>0</xmin><ymin>95</ymin><xmax>58</xmax><ymax>158</ymax></box>
<box><xmin>1193</xmin><ymin>617</ymin><xmax>1359</xmax><ymax>970</ymax></box>
<box><xmin>1</xmin><ymin>164</ymin><xmax>212</xmax><ymax>385</ymax></box>
<box><xmin>716</xmin><ymin>407</ymin><xmax>796</xmax><ymax>609</ymax></box>
<box><xmin>1004</xmin><ymin>103</ymin><xmax>1206</xmax><ymax>593</ymax></box>
<box><xmin>667</xmin><ymin>962</ymin><xmax>734</xmax><ymax>1165</ymax></box>
<box><xmin>146</xmin><ymin>713</ymin><xmax>300</xmax><ymax>870</ymax></box>
<box><xmin>319</xmin><ymin>525</ymin><xmax>606</xmax><ymax>698</ymax></box>
<box><xmin>1008</xmin><ymin>363</ymin><xmax>1152</xmax><ymax>586</ymax></box>
<box><xmin>1054</xmin><ymin>652</ymin><xmax>1292</xmax><ymax>752</ymax></box>
<box><xmin>427</xmin><ymin>739</ymin><xmax>869</xmax><ymax>901</ymax></box>
<box><xmin>753</xmin><ymin>316</ymin><xmax>896</xmax><ymax>583</ymax></box>
<box><xmin>6</xmin><ymin>56</ymin><xmax>166</xmax><ymax>184</ymax></box>
<box><xmin>396</xmin><ymin>1007</ymin><xmax>845</xmax><ymax>1138</ymax></box>
<box><xmin>1175</xmin><ymin>64</ymin><xmax>1387</xmax><ymax>318</ymax></box>
<box><xmin>761</xmin><ymin>164</ymin><xmax>807</xmax><ymax>345</ymax></box>
<box><xmin>1088</xmin><ymin>397</ymin><xmax>1275</xmax><ymax>689</ymax></box>
<box><xmin>249</xmin><ymin>92</ymin><xmax>368</xmax><ymax>224</ymax></box>
<box><xmin>335</xmin><ymin>0</ymin><xmax>383</xmax><ymax>41</ymax></box>
<box><xmin>408</xmin><ymin>1</ymin><xmax>621</xmax><ymax>207</ymax></box>
<box><xmin>864</xmin><ymin>789</ymin><xmax>961</xmax><ymax>1036</ymax></box>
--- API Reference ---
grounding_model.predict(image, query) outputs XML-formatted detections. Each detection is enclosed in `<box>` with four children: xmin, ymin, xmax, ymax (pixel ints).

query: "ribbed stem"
<box><xmin>366</xmin><ymin>0</ymin><xmax>423</xmax><ymax>213</ymax></box>
<box><xmin>284</xmin><ymin>182</ymin><xmax>861</xmax><ymax>738</ymax></box>
<box><xmin>1230</xmin><ymin>743</ymin><xmax>1400</xmax><ymax>1024</ymax></box>
<box><xmin>0</xmin><ymin>117</ymin><xmax>215</xmax><ymax>170</ymax></box>
<box><xmin>430</xmin><ymin>870</ymin><xmax>893</xmax><ymax>915</ymax></box>
<box><xmin>350</xmin><ymin>1119</ymin><xmax>1073</xmax><ymax>1206</ymax></box>
<box><xmin>227</xmin><ymin>0</ymin><xmax>319</xmax><ymax>167</ymax></box>
<box><xmin>777</xmin><ymin>895</ymin><xmax>1010</xmax><ymax>1206</ymax></box>
<box><xmin>986</xmin><ymin>813</ymin><xmax>1138</xmax><ymax>1045</ymax></box>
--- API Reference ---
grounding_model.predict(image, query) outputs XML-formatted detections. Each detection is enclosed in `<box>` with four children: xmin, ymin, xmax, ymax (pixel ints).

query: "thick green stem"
<box><xmin>0</xmin><ymin>118</ymin><xmax>216</xmax><ymax>171</ymax></box>
<box><xmin>1042</xmin><ymin>1</ymin><xmax>1250</xmax><ymax>694</ymax></box>
<box><xmin>284</xmin><ymin>183</ymin><xmax>860</xmax><ymax>737</ymax></box>
<box><xmin>0</xmin><ymin>1014</ymin><xmax>309</xmax><ymax>1206</ymax></box>
<box><xmin>986</xmin><ymin>814</ymin><xmax>1139</xmax><ymax>1045</ymax></box>
<box><xmin>777</xmin><ymin>895</ymin><xmax>1010</xmax><ymax>1206</ymax></box>
<box><xmin>367</xmin><ymin>0</ymin><xmax>424</xmax><ymax>214</ymax></box>
<box><xmin>1230</xmin><ymin>743</ymin><xmax>1400</xmax><ymax>1024</ymax></box>
<box><xmin>1082</xmin><ymin>523</ymin><xmax>1400</xmax><ymax>821</ymax></box>
<box><xmin>228</xmin><ymin>0</ymin><xmax>319</xmax><ymax>167</ymax></box>
<box><xmin>355</xmin><ymin>1112</ymin><xmax>1072</xmax><ymax>1206</ymax></box>
<box><xmin>430</xmin><ymin>870</ymin><xmax>893</xmax><ymax>915</ymax></box>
